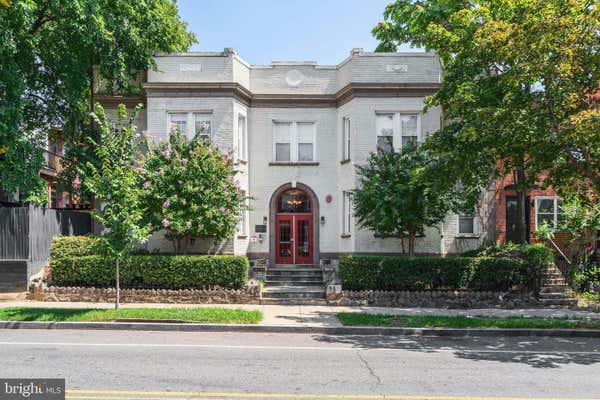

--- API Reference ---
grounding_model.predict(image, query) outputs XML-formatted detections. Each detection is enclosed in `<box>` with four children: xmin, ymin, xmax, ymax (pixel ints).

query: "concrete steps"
<box><xmin>262</xmin><ymin>265</ymin><xmax>326</xmax><ymax>304</ymax></box>
<box><xmin>538</xmin><ymin>264</ymin><xmax>578</xmax><ymax>307</ymax></box>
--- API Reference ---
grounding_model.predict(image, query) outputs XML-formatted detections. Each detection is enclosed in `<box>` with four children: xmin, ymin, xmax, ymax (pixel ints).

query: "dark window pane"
<box><xmin>402</xmin><ymin>136</ymin><xmax>417</xmax><ymax>147</ymax></box>
<box><xmin>377</xmin><ymin>136</ymin><xmax>393</xmax><ymax>153</ymax></box>
<box><xmin>537</xmin><ymin>213</ymin><xmax>554</xmax><ymax>226</ymax></box>
<box><xmin>537</xmin><ymin>199</ymin><xmax>554</xmax><ymax>213</ymax></box>
<box><xmin>275</xmin><ymin>143</ymin><xmax>291</xmax><ymax>161</ymax></box>
<box><xmin>298</xmin><ymin>143</ymin><xmax>313</xmax><ymax>161</ymax></box>
<box><xmin>459</xmin><ymin>216</ymin><xmax>474</xmax><ymax>234</ymax></box>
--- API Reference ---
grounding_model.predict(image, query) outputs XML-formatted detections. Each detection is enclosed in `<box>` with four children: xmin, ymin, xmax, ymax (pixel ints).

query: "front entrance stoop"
<box><xmin>261</xmin><ymin>264</ymin><xmax>326</xmax><ymax>305</ymax></box>
<box><xmin>538</xmin><ymin>263</ymin><xmax>578</xmax><ymax>307</ymax></box>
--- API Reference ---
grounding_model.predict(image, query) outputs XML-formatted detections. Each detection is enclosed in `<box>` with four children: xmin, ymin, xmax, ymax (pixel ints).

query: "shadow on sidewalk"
<box><xmin>311</xmin><ymin>333</ymin><xmax>600</xmax><ymax>368</ymax></box>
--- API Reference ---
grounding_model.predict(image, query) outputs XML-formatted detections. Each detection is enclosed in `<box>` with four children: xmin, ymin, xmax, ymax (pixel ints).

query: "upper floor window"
<box><xmin>169</xmin><ymin>113</ymin><xmax>187</xmax><ymax>136</ymax></box>
<box><xmin>194</xmin><ymin>113</ymin><xmax>212</xmax><ymax>142</ymax></box>
<box><xmin>535</xmin><ymin>197</ymin><xmax>563</xmax><ymax>228</ymax></box>
<box><xmin>342</xmin><ymin>117</ymin><xmax>351</xmax><ymax>161</ymax></box>
<box><xmin>376</xmin><ymin>112</ymin><xmax>421</xmax><ymax>153</ymax></box>
<box><xmin>237</xmin><ymin>115</ymin><xmax>247</xmax><ymax>161</ymax></box>
<box><xmin>168</xmin><ymin>112</ymin><xmax>212</xmax><ymax>141</ymax></box>
<box><xmin>273</xmin><ymin>121</ymin><xmax>315</xmax><ymax>163</ymax></box>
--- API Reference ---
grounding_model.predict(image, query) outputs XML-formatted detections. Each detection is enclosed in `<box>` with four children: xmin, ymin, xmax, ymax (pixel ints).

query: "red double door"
<box><xmin>275</xmin><ymin>214</ymin><xmax>312</xmax><ymax>264</ymax></box>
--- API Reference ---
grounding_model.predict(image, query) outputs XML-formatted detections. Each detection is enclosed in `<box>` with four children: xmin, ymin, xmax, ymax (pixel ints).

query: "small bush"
<box><xmin>51</xmin><ymin>255</ymin><xmax>249</xmax><ymax>289</ymax></box>
<box><xmin>340</xmin><ymin>255</ymin><xmax>536</xmax><ymax>292</ymax></box>
<box><xmin>50</xmin><ymin>236</ymin><xmax>106</xmax><ymax>261</ymax></box>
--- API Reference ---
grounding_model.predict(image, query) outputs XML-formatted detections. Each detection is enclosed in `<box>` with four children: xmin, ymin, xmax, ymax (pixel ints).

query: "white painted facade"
<box><xmin>103</xmin><ymin>48</ymin><xmax>491</xmax><ymax>260</ymax></box>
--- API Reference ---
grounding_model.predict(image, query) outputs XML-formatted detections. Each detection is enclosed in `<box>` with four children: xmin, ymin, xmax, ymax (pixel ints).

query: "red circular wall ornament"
<box><xmin>325</xmin><ymin>195</ymin><xmax>333</xmax><ymax>203</ymax></box>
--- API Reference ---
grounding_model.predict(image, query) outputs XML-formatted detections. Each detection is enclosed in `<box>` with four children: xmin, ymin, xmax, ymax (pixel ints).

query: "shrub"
<box><xmin>51</xmin><ymin>255</ymin><xmax>249</xmax><ymax>289</ymax></box>
<box><xmin>339</xmin><ymin>255</ymin><xmax>535</xmax><ymax>292</ymax></box>
<box><xmin>50</xmin><ymin>236</ymin><xmax>106</xmax><ymax>261</ymax></box>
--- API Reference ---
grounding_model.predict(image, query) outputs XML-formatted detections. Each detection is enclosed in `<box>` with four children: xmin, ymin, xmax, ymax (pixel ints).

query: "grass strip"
<box><xmin>0</xmin><ymin>307</ymin><xmax>262</xmax><ymax>324</ymax></box>
<box><xmin>336</xmin><ymin>313</ymin><xmax>600</xmax><ymax>329</ymax></box>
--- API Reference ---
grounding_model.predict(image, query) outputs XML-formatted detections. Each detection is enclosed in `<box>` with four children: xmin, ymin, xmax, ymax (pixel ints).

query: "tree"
<box><xmin>140</xmin><ymin>129</ymin><xmax>247</xmax><ymax>254</ymax></box>
<box><xmin>373</xmin><ymin>0</ymin><xmax>599</xmax><ymax>240</ymax></box>
<box><xmin>84</xmin><ymin>103</ymin><xmax>150</xmax><ymax>309</ymax></box>
<box><xmin>0</xmin><ymin>0</ymin><xmax>196</xmax><ymax>201</ymax></box>
<box><xmin>353</xmin><ymin>144</ymin><xmax>471</xmax><ymax>256</ymax></box>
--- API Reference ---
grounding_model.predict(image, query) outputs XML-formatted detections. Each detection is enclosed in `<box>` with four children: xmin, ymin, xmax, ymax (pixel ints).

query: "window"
<box><xmin>376</xmin><ymin>114</ymin><xmax>394</xmax><ymax>153</ymax></box>
<box><xmin>194</xmin><ymin>113</ymin><xmax>211</xmax><ymax>141</ymax></box>
<box><xmin>237</xmin><ymin>195</ymin><xmax>248</xmax><ymax>237</ymax></box>
<box><xmin>273</xmin><ymin>122</ymin><xmax>292</xmax><ymax>162</ymax></box>
<box><xmin>297</xmin><ymin>122</ymin><xmax>314</xmax><ymax>162</ymax></box>
<box><xmin>376</xmin><ymin>112</ymin><xmax>421</xmax><ymax>152</ymax></box>
<box><xmin>342</xmin><ymin>117</ymin><xmax>351</xmax><ymax>161</ymax></box>
<box><xmin>342</xmin><ymin>191</ymin><xmax>353</xmax><ymax>236</ymax></box>
<box><xmin>401</xmin><ymin>115</ymin><xmax>418</xmax><ymax>147</ymax></box>
<box><xmin>237</xmin><ymin>115</ymin><xmax>247</xmax><ymax>161</ymax></box>
<box><xmin>168</xmin><ymin>112</ymin><xmax>212</xmax><ymax>141</ymax></box>
<box><xmin>535</xmin><ymin>197</ymin><xmax>563</xmax><ymax>228</ymax></box>
<box><xmin>458</xmin><ymin>214</ymin><xmax>476</xmax><ymax>235</ymax></box>
<box><xmin>169</xmin><ymin>113</ymin><xmax>187</xmax><ymax>136</ymax></box>
<box><xmin>273</xmin><ymin>121</ymin><xmax>315</xmax><ymax>163</ymax></box>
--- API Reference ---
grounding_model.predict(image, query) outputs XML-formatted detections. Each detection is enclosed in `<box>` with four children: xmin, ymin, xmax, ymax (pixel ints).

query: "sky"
<box><xmin>177</xmin><ymin>0</ymin><xmax>418</xmax><ymax>65</ymax></box>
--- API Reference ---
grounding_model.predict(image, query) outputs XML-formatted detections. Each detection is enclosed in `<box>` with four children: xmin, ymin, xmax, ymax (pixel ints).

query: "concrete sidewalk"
<box><xmin>1</xmin><ymin>300</ymin><xmax>599</xmax><ymax>328</ymax></box>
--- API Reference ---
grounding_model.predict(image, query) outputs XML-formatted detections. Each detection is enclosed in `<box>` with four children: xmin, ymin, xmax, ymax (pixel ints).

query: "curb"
<box><xmin>1</xmin><ymin>321</ymin><xmax>600</xmax><ymax>338</ymax></box>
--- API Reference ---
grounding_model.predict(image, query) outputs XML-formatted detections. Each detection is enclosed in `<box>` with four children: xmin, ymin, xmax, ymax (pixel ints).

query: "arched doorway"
<box><xmin>270</xmin><ymin>184</ymin><xmax>319</xmax><ymax>265</ymax></box>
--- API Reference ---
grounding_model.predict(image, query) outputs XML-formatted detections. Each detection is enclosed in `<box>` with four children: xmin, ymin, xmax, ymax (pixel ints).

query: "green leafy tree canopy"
<box><xmin>373</xmin><ymin>0</ymin><xmax>599</xmax><ymax>198</ymax></box>
<box><xmin>353</xmin><ymin>144</ymin><xmax>472</xmax><ymax>255</ymax></box>
<box><xmin>0</xmin><ymin>0</ymin><xmax>196</xmax><ymax>201</ymax></box>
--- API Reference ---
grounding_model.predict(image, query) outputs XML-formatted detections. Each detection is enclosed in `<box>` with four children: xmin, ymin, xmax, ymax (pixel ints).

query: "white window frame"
<box><xmin>193</xmin><ymin>113</ymin><xmax>212</xmax><ymax>142</ymax></box>
<box><xmin>166</xmin><ymin>111</ymin><xmax>213</xmax><ymax>141</ymax></box>
<box><xmin>375</xmin><ymin>112</ymin><xmax>422</xmax><ymax>152</ymax></box>
<box><xmin>342</xmin><ymin>117</ymin><xmax>351</xmax><ymax>161</ymax></box>
<box><xmin>272</xmin><ymin>120</ymin><xmax>316</xmax><ymax>163</ymax></box>
<box><xmin>237</xmin><ymin>114</ymin><xmax>247</xmax><ymax>161</ymax></box>
<box><xmin>457</xmin><ymin>213</ymin><xmax>479</xmax><ymax>236</ymax></box>
<box><xmin>342</xmin><ymin>191</ymin><xmax>353</xmax><ymax>236</ymax></box>
<box><xmin>535</xmin><ymin>196</ymin><xmax>563</xmax><ymax>229</ymax></box>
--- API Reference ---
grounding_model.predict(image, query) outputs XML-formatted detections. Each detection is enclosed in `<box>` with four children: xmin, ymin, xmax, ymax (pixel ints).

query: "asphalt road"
<box><xmin>1</xmin><ymin>329</ymin><xmax>600</xmax><ymax>400</ymax></box>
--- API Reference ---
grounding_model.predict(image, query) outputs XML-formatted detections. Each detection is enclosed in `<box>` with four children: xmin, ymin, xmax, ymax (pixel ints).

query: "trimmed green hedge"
<box><xmin>50</xmin><ymin>236</ymin><xmax>101</xmax><ymax>260</ymax></box>
<box><xmin>51</xmin><ymin>255</ymin><xmax>249</xmax><ymax>289</ymax></box>
<box><xmin>339</xmin><ymin>255</ymin><xmax>536</xmax><ymax>292</ymax></box>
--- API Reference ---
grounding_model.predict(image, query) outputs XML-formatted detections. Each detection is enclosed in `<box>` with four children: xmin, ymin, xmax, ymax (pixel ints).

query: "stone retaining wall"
<box><xmin>27</xmin><ymin>281</ymin><xmax>261</xmax><ymax>304</ymax></box>
<box><xmin>327</xmin><ymin>287</ymin><xmax>539</xmax><ymax>308</ymax></box>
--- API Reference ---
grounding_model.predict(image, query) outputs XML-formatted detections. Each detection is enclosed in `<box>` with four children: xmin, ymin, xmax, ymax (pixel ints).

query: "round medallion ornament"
<box><xmin>326</xmin><ymin>195</ymin><xmax>333</xmax><ymax>203</ymax></box>
<box><xmin>285</xmin><ymin>69</ymin><xmax>304</xmax><ymax>87</ymax></box>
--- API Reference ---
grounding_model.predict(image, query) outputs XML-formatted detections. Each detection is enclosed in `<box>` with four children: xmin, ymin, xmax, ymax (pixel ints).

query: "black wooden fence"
<box><xmin>0</xmin><ymin>206</ymin><xmax>91</xmax><ymax>285</ymax></box>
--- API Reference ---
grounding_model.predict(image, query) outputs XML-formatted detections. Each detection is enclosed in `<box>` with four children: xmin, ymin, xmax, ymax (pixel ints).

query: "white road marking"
<box><xmin>0</xmin><ymin>341</ymin><xmax>597</xmax><ymax>355</ymax></box>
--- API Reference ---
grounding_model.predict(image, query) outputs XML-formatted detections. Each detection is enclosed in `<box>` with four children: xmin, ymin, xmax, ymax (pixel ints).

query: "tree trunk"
<box><xmin>515</xmin><ymin>168</ymin><xmax>529</xmax><ymax>244</ymax></box>
<box><xmin>408</xmin><ymin>230</ymin><xmax>416</xmax><ymax>257</ymax></box>
<box><xmin>115</xmin><ymin>257</ymin><xmax>120</xmax><ymax>310</ymax></box>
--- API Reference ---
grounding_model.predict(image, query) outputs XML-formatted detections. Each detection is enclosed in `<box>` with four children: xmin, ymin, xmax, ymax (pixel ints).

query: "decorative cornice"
<box><xmin>142</xmin><ymin>82</ymin><xmax>252</xmax><ymax>106</ymax></box>
<box><xmin>106</xmin><ymin>81</ymin><xmax>443</xmax><ymax>109</ymax></box>
<box><xmin>95</xmin><ymin>94</ymin><xmax>146</xmax><ymax>108</ymax></box>
<box><xmin>335</xmin><ymin>82</ymin><xmax>441</xmax><ymax>106</ymax></box>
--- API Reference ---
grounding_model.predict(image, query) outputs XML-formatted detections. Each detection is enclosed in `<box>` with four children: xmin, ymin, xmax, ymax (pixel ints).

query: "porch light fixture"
<box><xmin>263</xmin><ymin>216</ymin><xmax>268</xmax><ymax>224</ymax></box>
<box><xmin>321</xmin><ymin>216</ymin><xmax>326</xmax><ymax>225</ymax></box>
